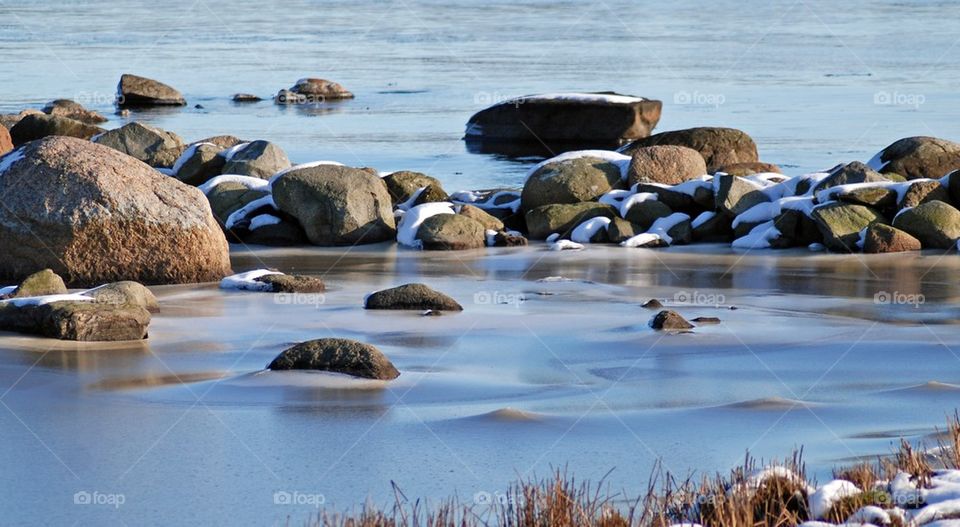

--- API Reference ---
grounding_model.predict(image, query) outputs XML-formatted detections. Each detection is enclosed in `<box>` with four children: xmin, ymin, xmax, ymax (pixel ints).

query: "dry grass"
<box><xmin>302</xmin><ymin>415</ymin><xmax>960</xmax><ymax>527</ymax></box>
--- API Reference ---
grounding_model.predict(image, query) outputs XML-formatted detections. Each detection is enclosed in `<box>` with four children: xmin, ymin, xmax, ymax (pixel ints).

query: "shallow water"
<box><xmin>3</xmin><ymin>246</ymin><xmax>960</xmax><ymax>525</ymax></box>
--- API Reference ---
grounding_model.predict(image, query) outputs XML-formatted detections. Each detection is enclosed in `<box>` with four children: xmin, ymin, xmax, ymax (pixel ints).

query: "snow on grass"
<box><xmin>219</xmin><ymin>269</ymin><xmax>283</xmax><ymax>291</ymax></box>
<box><xmin>2</xmin><ymin>293</ymin><xmax>95</xmax><ymax>306</ymax></box>
<box><xmin>570</xmin><ymin>217</ymin><xmax>611</xmax><ymax>243</ymax></box>
<box><xmin>249</xmin><ymin>214</ymin><xmax>282</xmax><ymax>231</ymax></box>
<box><xmin>847</xmin><ymin>505</ymin><xmax>891</xmax><ymax>525</ymax></box>
<box><xmin>197</xmin><ymin>174</ymin><xmax>271</xmax><ymax>195</ymax></box>
<box><xmin>397</xmin><ymin>202</ymin><xmax>455</xmax><ymax>249</ymax></box>
<box><xmin>548</xmin><ymin>239</ymin><xmax>584</xmax><ymax>251</ymax></box>
<box><xmin>0</xmin><ymin>148</ymin><xmax>24</xmax><ymax>175</ymax></box>
<box><xmin>524</xmin><ymin>150</ymin><xmax>631</xmax><ymax>183</ymax></box>
<box><xmin>225</xmin><ymin>194</ymin><xmax>276</xmax><ymax>230</ymax></box>
<box><xmin>268</xmin><ymin>160</ymin><xmax>345</xmax><ymax>185</ymax></box>
<box><xmin>809</xmin><ymin>479</ymin><xmax>861</xmax><ymax>520</ymax></box>
<box><xmin>732</xmin><ymin>220</ymin><xmax>781</xmax><ymax>249</ymax></box>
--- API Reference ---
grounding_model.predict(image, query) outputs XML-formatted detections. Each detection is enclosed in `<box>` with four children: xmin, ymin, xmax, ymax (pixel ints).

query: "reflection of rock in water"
<box><xmin>464</xmin><ymin>139</ymin><xmax>622</xmax><ymax>160</ymax></box>
<box><xmin>3</xmin><ymin>339</ymin><xmax>152</xmax><ymax>371</ymax></box>
<box><xmin>367</xmin><ymin>332</ymin><xmax>458</xmax><ymax>350</ymax></box>
<box><xmin>87</xmin><ymin>371</ymin><xmax>227</xmax><ymax>391</ymax></box>
<box><xmin>720</xmin><ymin>396</ymin><xmax>813</xmax><ymax>411</ymax></box>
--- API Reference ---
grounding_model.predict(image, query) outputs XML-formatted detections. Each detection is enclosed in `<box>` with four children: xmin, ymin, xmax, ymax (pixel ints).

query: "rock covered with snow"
<box><xmin>520</xmin><ymin>151</ymin><xmax>629</xmax><ymax>212</ymax></box>
<box><xmin>525</xmin><ymin>202</ymin><xmax>618</xmax><ymax>240</ymax></box>
<box><xmin>220</xmin><ymin>269</ymin><xmax>325</xmax><ymax>293</ymax></box>
<box><xmin>382</xmin><ymin>171</ymin><xmax>449</xmax><ymax>206</ymax></box>
<box><xmin>868</xmin><ymin>136</ymin><xmax>960</xmax><ymax>180</ymax></box>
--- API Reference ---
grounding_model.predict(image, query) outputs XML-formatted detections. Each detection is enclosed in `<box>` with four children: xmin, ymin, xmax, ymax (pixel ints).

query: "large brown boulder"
<box><xmin>627</xmin><ymin>145</ymin><xmax>707</xmax><ymax>186</ymax></box>
<box><xmin>465</xmin><ymin>93</ymin><xmax>662</xmax><ymax>145</ymax></box>
<box><xmin>0</xmin><ymin>300</ymin><xmax>150</xmax><ymax>341</ymax></box>
<box><xmin>267</xmin><ymin>338</ymin><xmax>399</xmax><ymax>380</ymax></box>
<box><xmin>524</xmin><ymin>202</ymin><xmax>618</xmax><ymax>240</ymax></box>
<box><xmin>416</xmin><ymin>214</ymin><xmax>486</xmax><ymax>250</ymax></box>
<box><xmin>272</xmin><ymin>164</ymin><xmax>396</xmax><ymax>246</ymax></box>
<box><xmin>869</xmin><ymin>136</ymin><xmax>960</xmax><ymax>180</ymax></box>
<box><xmin>862</xmin><ymin>223</ymin><xmax>921</xmax><ymax>253</ymax></box>
<box><xmin>0</xmin><ymin>137</ymin><xmax>231</xmax><ymax>286</ymax></box>
<box><xmin>521</xmin><ymin>155</ymin><xmax>623</xmax><ymax>211</ymax></box>
<box><xmin>10</xmin><ymin>113</ymin><xmax>104</xmax><ymax>146</ymax></box>
<box><xmin>620</xmin><ymin>127</ymin><xmax>759</xmax><ymax>172</ymax></box>
<box><xmin>117</xmin><ymin>74</ymin><xmax>186</xmax><ymax>107</ymax></box>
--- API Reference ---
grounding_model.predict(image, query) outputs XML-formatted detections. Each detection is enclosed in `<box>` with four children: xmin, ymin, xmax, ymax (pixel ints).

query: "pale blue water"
<box><xmin>3</xmin><ymin>2</ymin><xmax>960</xmax><ymax>526</ymax></box>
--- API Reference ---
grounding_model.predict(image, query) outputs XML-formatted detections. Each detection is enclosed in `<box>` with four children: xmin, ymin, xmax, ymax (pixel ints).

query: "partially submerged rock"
<box><xmin>650</xmin><ymin>310</ymin><xmax>694</xmax><ymax>330</ymax></box>
<box><xmin>0</xmin><ymin>297</ymin><xmax>150</xmax><ymax>341</ymax></box>
<box><xmin>255</xmin><ymin>274</ymin><xmax>326</xmax><ymax>293</ymax></box>
<box><xmin>92</xmin><ymin>122</ymin><xmax>185</xmax><ymax>167</ymax></box>
<box><xmin>641</xmin><ymin>299</ymin><xmax>663</xmax><ymax>309</ymax></box>
<box><xmin>862</xmin><ymin>223</ymin><xmax>921</xmax><ymax>253</ymax></box>
<box><xmin>117</xmin><ymin>74</ymin><xmax>186</xmax><ymax>107</ymax></box>
<box><xmin>621</xmin><ymin>127</ymin><xmax>759</xmax><ymax>172</ymax></box>
<box><xmin>364</xmin><ymin>283</ymin><xmax>463</xmax><ymax>311</ymax></box>
<box><xmin>10</xmin><ymin>113</ymin><xmax>104</xmax><ymax>146</ymax></box>
<box><xmin>276</xmin><ymin>78</ymin><xmax>354</xmax><ymax>104</ymax></box>
<box><xmin>521</xmin><ymin>155</ymin><xmax>624</xmax><ymax>212</ymax></box>
<box><xmin>267</xmin><ymin>338</ymin><xmax>399</xmax><ymax>380</ymax></box>
<box><xmin>627</xmin><ymin>145</ymin><xmax>707</xmax><ymax>186</ymax></box>
<box><xmin>86</xmin><ymin>281</ymin><xmax>160</xmax><ymax>312</ymax></box>
<box><xmin>892</xmin><ymin>200</ymin><xmax>960</xmax><ymax>249</ymax></box>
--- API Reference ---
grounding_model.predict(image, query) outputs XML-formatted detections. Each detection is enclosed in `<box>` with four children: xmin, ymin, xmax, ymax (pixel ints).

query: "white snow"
<box><xmin>268</xmin><ymin>160</ymin><xmax>345</xmax><ymax>185</ymax></box>
<box><xmin>219</xmin><ymin>269</ymin><xmax>283</xmax><ymax>291</ymax></box>
<box><xmin>691</xmin><ymin>211</ymin><xmax>716</xmax><ymax>229</ymax></box>
<box><xmin>524</xmin><ymin>150</ymin><xmax>631</xmax><ymax>183</ymax></box>
<box><xmin>647</xmin><ymin>212</ymin><xmax>690</xmax><ymax>245</ymax></box>
<box><xmin>620</xmin><ymin>233</ymin><xmax>663</xmax><ymax>248</ymax></box>
<box><xmin>225</xmin><ymin>194</ymin><xmax>277</xmax><ymax>230</ymax></box>
<box><xmin>545</xmin><ymin>233</ymin><xmax>561</xmax><ymax>243</ymax></box>
<box><xmin>808</xmin><ymin>479</ymin><xmax>861</xmax><ymax>520</ymax></box>
<box><xmin>808</xmin><ymin>242</ymin><xmax>826</xmax><ymax>251</ymax></box>
<box><xmin>549</xmin><ymin>239</ymin><xmax>584</xmax><ymax>251</ymax></box>
<box><xmin>732</xmin><ymin>196</ymin><xmax>816</xmax><ymax>228</ymax></box>
<box><xmin>0</xmin><ymin>148</ymin><xmax>22</xmax><ymax>175</ymax></box>
<box><xmin>0</xmin><ymin>285</ymin><xmax>16</xmax><ymax>296</ymax></box>
<box><xmin>395</xmin><ymin>187</ymin><xmax>426</xmax><ymax>212</ymax></box>
<box><xmin>450</xmin><ymin>189</ymin><xmax>521</xmax><ymax>213</ymax></box>
<box><xmin>505</xmin><ymin>92</ymin><xmax>646</xmax><ymax>105</ymax></box>
<box><xmin>220</xmin><ymin>142</ymin><xmax>250</xmax><ymax>162</ymax></box>
<box><xmin>598</xmin><ymin>189</ymin><xmax>632</xmax><ymax>208</ymax></box>
<box><xmin>732</xmin><ymin>220</ymin><xmax>781</xmax><ymax>249</ymax></box>
<box><xmin>171</xmin><ymin>142</ymin><xmax>214</xmax><ymax>176</ymax></box>
<box><xmin>866</xmin><ymin>149</ymin><xmax>886</xmax><ymax>170</ymax></box>
<box><xmin>847</xmin><ymin>505</ymin><xmax>891</xmax><ymax>525</ymax></box>
<box><xmin>249</xmin><ymin>214</ymin><xmax>282</xmax><ymax>231</ymax></box>
<box><xmin>815</xmin><ymin>179</ymin><xmax>934</xmax><ymax>204</ymax></box>
<box><xmin>485</xmin><ymin>229</ymin><xmax>498</xmax><ymax>247</ymax></box>
<box><xmin>2</xmin><ymin>293</ymin><xmax>95</xmax><ymax>307</ymax></box>
<box><xmin>156</xmin><ymin>167</ymin><xmax>174</xmax><ymax>176</ymax></box>
<box><xmin>570</xmin><ymin>217</ymin><xmax>611</xmax><ymax>243</ymax></box>
<box><xmin>396</xmin><ymin>202</ymin><xmax>455</xmax><ymax>249</ymax></box>
<box><xmin>197</xmin><ymin>174</ymin><xmax>271</xmax><ymax>195</ymax></box>
<box><xmin>618</xmin><ymin>192</ymin><xmax>658</xmax><ymax>218</ymax></box>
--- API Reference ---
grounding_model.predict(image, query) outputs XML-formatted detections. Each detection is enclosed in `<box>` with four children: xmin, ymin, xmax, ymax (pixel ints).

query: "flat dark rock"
<box><xmin>267</xmin><ymin>338</ymin><xmax>399</xmax><ymax>380</ymax></box>
<box><xmin>364</xmin><ymin>283</ymin><xmax>462</xmax><ymax>311</ymax></box>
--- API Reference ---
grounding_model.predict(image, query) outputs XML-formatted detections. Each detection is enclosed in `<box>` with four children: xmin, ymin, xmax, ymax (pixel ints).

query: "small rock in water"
<box><xmin>422</xmin><ymin>309</ymin><xmax>442</xmax><ymax>317</ymax></box>
<box><xmin>641</xmin><ymin>299</ymin><xmax>663</xmax><ymax>309</ymax></box>
<box><xmin>365</xmin><ymin>283</ymin><xmax>462</xmax><ymax>311</ymax></box>
<box><xmin>42</xmin><ymin>99</ymin><xmax>107</xmax><ymax>124</ymax></box>
<box><xmin>253</xmin><ymin>274</ymin><xmax>325</xmax><ymax>293</ymax></box>
<box><xmin>232</xmin><ymin>93</ymin><xmax>262</xmax><ymax>103</ymax></box>
<box><xmin>649</xmin><ymin>310</ymin><xmax>694</xmax><ymax>330</ymax></box>
<box><xmin>117</xmin><ymin>73</ymin><xmax>186</xmax><ymax>107</ymax></box>
<box><xmin>267</xmin><ymin>338</ymin><xmax>399</xmax><ymax>380</ymax></box>
<box><xmin>86</xmin><ymin>281</ymin><xmax>160</xmax><ymax>312</ymax></box>
<box><xmin>691</xmin><ymin>316</ymin><xmax>721</xmax><ymax>324</ymax></box>
<box><xmin>275</xmin><ymin>78</ymin><xmax>354</xmax><ymax>104</ymax></box>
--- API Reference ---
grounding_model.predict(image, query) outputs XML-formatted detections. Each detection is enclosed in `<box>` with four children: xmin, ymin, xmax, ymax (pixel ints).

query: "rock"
<box><xmin>661</xmin><ymin>216</ymin><xmax>693</xmax><ymax>245</ymax></box>
<box><xmin>116</xmin><ymin>73</ymin><xmax>186</xmax><ymax>107</ymax></box>
<box><xmin>254</xmin><ymin>274</ymin><xmax>325</xmax><ymax>293</ymax></box>
<box><xmin>524</xmin><ymin>202</ymin><xmax>618</xmax><ymax>240</ymax></box>
<box><xmin>715</xmin><ymin>162</ymin><xmax>782</xmax><ymax>176</ymax></box>
<box><xmin>862</xmin><ymin>223</ymin><xmax>921</xmax><ymax>253</ymax></box>
<box><xmin>641</xmin><ymin>299</ymin><xmax>663</xmax><ymax>309</ymax></box>
<box><xmin>714</xmin><ymin>174</ymin><xmax>770</xmax><ymax>216</ymax></box>
<box><xmin>205</xmin><ymin>181</ymin><xmax>269</xmax><ymax>225</ymax></box>
<box><xmin>383</xmin><ymin>171</ymin><xmax>445</xmax><ymax>204</ymax></box>
<box><xmin>272</xmin><ymin>164</ymin><xmax>396</xmax><ymax>246</ymax></box>
<box><xmin>267</xmin><ymin>338</ymin><xmax>399</xmax><ymax>380</ymax></box>
<box><xmin>491</xmin><ymin>231</ymin><xmax>528</xmax><ymax>246</ymax></box>
<box><xmin>42</xmin><ymin>99</ymin><xmax>107</xmax><ymax>124</ymax></box>
<box><xmin>221</xmin><ymin>140</ymin><xmax>290</xmax><ymax>179</ymax></box>
<box><xmin>86</xmin><ymin>281</ymin><xmax>160</xmax><ymax>312</ymax></box>
<box><xmin>870</xmin><ymin>136</ymin><xmax>960</xmax><ymax>180</ymax></box>
<box><xmin>173</xmin><ymin>143</ymin><xmax>226</xmax><ymax>185</ymax></box>
<box><xmin>0</xmin><ymin>300</ymin><xmax>150</xmax><ymax>341</ymax></box>
<box><xmin>813</xmin><ymin>162</ymin><xmax>889</xmax><ymax>193</ymax></box>
<box><xmin>606</xmin><ymin>217</ymin><xmax>643</xmax><ymax>243</ymax></box>
<box><xmin>92</xmin><ymin>122</ymin><xmax>185</xmax><ymax>167</ymax></box>
<box><xmin>232</xmin><ymin>93</ymin><xmax>262</xmax><ymax>103</ymax></box>
<box><xmin>899</xmin><ymin>180</ymin><xmax>949</xmax><ymax>209</ymax></box>
<box><xmin>10</xmin><ymin>113</ymin><xmax>104</xmax><ymax>146</ymax></box>
<box><xmin>465</xmin><ymin>92</ymin><xmax>662</xmax><ymax>145</ymax></box>
<box><xmin>416</xmin><ymin>214</ymin><xmax>486</xmax><ymax>250</ymax></box>
<box><xmin>623</xmin><ymin>200</ymin><xmax>673</xmax><ymax>230</ymax></box>
<box><xmin>365</xmin><ymin>283</ymin><xmax>463</xmax><ymax>311</ymax></box>
<box><xmin>691</xmin><ymin>212</ymin><xmax>734</xmax><ymax>242</ymax></box>
<box><xmin>240</xmin><ymin>217</ymin><xmax>308</xmax><ymax>247</ymax></box>
<box><xmin>650</xmin><ymin>310</ymin><xmax>694</xmax><ymax>330</ymax></box>
<box><xmin>833</xmin><ymin>185</ymin><xmax>897</xmax><ymax>209</ymax></box>
<box><xmin>634</xmin><ymin>182</ymin><xmax>713</xmax><ymax>213</ymax></box>
<box><xmin>275</xmin><ymin>78</ymin><xmax>354</xmax><ymax>104</ymax></box>
<box><xmin>621</xmin><ymin>127</ymin><xmax>759</xmax><ymax>172</ymax></box>
<box><xmin>10</xmin><ymin>269</ymin><xmax>67</xmax><ymax>298</ymax></box>
<box><xmin>892</xmin><ymin>200</ymin><xmax>960</xmax><ymax>249</ymax></box>
<box><xmin>691</xmin><ymin>317</ymin><xmax>721</xmax><ymax>324</ymax></box>
<box><xmin>0</xmin><ymin>137</ymin><xmax>231</xmax><ymax>286</ymax></box>
<box><xmin>0</xmin><ymin>110</ymin><xmax>42</xmax><ymax>131</ymax></box>
<box><xmin>771</xmin><ymin>210</ymin><xmax>821</xmax><ymax>248</ymax></box>
<box><xmin>412</xmin><ymin>184</ymin><xmax>450</xmax><ymax>206</ymax></box>
<box><xmin>0</xmin><ymin>126</ymin><xmax>11</xmax><ymax>156</ymax></box>
<box><xmin>627</xmin><ymin>145</ymin><xmax>707</xmax><ymax>186</ymax></box>
<box><xmin>521</xmin><ymin>156</ymin><xmax>624</xmax><ymax>212</ymax></box>
<box><xmin>810</xmin><ymin>202</ymin><xmax>884</xmax><ymax>252</ymax></box>
<box><xmin>459</xmin><ymin>204</ymin><xmax>504</xmax><ymax>231</ymax></box>
<box><xmin>195</xmin><ymin>135</ymin><xmax>244</xmax><ymax>150</ymax></box>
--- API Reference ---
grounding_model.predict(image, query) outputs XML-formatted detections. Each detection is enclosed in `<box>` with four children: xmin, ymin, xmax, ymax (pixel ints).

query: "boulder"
<box><xmin>620</xmin><ymin>127</ymin><xmax>758</xmax><ymax>172</ymax></box>
<box><xmin>691</xmin><ymin>212</ymin><xmax>734</xmax><ymax>242</ymax></box>
<box><xmin>714</xmin><ymin>174</ymin><xmax>770</xmax><ymax>216</ymax></box>
<box><xmin>254</xmin><ymin>274</ymin><xmax>325</xmax><ymax>293</ymax></box>
<box><xmin>195</xmin><ymin>135</ymin><xmax>244</xmax><ymax>150</ymax></box>
<box><xmin>715</xmin><ymin>162</ymin><xmax>782</xmax><ymax>176</ymax></box>
<box><xmin>383</xmin><ymin>171</ymin><xmax>445</xmax><ymax>204</ymax></box>
<box><xmin>813</xmin><ymin>162</ymin><xmax>889</xmax><ymax>194</ymax></box>
<box><xmin>275</xmin><ymin>78</ymin><xmax>354</xmax><ymax>104</ymax></box>
<box><xmin>771</xmin><ymin>210</ymin><xmax>821</xmax><ymax>248</ymax></box>
<box><xmin>0</xmin><ymin>137</ymin><xmax>231</xmax><ymax>286</ymax></box>
<box><xmin>232</xmin><ymin>94</ymin><xmax>262</xmax><ymax>103</ymax></box>
<box><xmin>272</xmin><ymin>164</ymin><xmax>396</xmax><ymax>246</ymax></box>
<box><xmin>524</xmin><ymin>202</ymin><xmax>618</xmax><ymax>240</ymax></box>
<box><xmin>650</xmin><ymin>310</ymin><xmax>694</xmax><ymax>330</ymax></box>
<box><xmin>465</xmin><ymin>92</ymin><xmax>662</xmax><ymax>145</ymax></box>
<box><xmin>221</xmin><ymin>140</ymin><xmax>291</xmax><ymax>179</ymax></box>
<box><xmin>832</xmin><ymin>185</ymin><xmax>897</xmax><ymax>210</ymax></box>
<box><xmin>491</xmin><ymin>231</ymin><xmax>528</xmax><ymax>246</ymax></box>
<box><xmin>116</xmin><ymin>74</ymin><xmax>186</xmax><ymax>107</ymax></box>
<box><xmin>899</xmin><ymin>180</ymin><xmax>949</xmax><ymax>209</ymax></box>
<box><xmin>92</xmin><ymin>122</ymin><xmax>185</xmax><ymax>168</ymax></box>
<box><xmin>870</xmin><ymin>136</ymin><xmax>960</xmax><ymax>180</ymax></box>
<box><xmin>0</xmin><ymin>126</ymin><xmax>11</xmax><ymax>156</ymax></box>
<box><xmin>42</xmin><ymin>99</ymin><xmax>107</xmax><ymax>124</ymax></box>
<box><xmin>892</xmin><ymin>200</ymin><xmax>960</xmax><ymax>249</ymax></box>
<box><xmin>459</xmin><ymin>204</ymin><xmax>504</xmax><ymax>231</ymax></box>
<box><xmin>411</xmin><ymin>184</ymin><xmax>450</xmax><ymax>206</ymax></box>
<box><xmin>634</xmin><ymin>182</ymin><xmax>713</xmax><ymax>213</ymax></box>
<box><xmin>173</xmin><ymin>143</ymin><xmax>226</xmax><ymax>185</ymax></box>
<box><xmin>862</xmin><ymin>223</ymin><xmax>921</xmax><ymax>253</ymax></box>
<box><xmin>416</xmin><ymin>214</ymin><xmax>486</xmax><ymax>250</ymax></box>
<box><xmin>10</xmin><ymin>269</ymin><xmax>67</xmax><ymax>298</ymax></box>
<box><xmin>267</xmin><ymin>338</ymin><xmax>399</xmax><ymax>380</ymax></box>
<box><xmin>521</xmin><ymin>156</ymin><xmax>623</xmax><ymax>212</ymax></box>
<box><xmin>0</xmin><ymin>300</ymin><xmax>150</xmax><ymax>341</ymax></box>
<box><xmin>86</xmin><ymin>281</ymin><xmax>160</xmax><ymax>312</ymax></box>
<box><xmin>606</xmin><ymin>217</ymin><xmax>643</xmax><ymax>243</ymax></box>
<box><xmin>10</xmin><ymin>113</ymin><xmax>104</xmax><ymax>146</ymax></box>
<box><xmin>627</xmin><ymin>145</ymin><xmax>707</xmax><ymax>186</ymax></box>
<box><xmin>364</xmin><ymin>283</ymin><xmax>463</xmax><ymax>311</ymax></box>
<box><xmin>623</xmin><ymin>199</ymin><xmax>673</xmax><ymax>230</ymax></box>
<box><xmin>0</xmin><ymin>110</ymin><xmax>42</xmax><ymax>131</ymax></box>
<box><xmin>205</xmin><ymin>181</ymin><xmax>269</xmax><ymax>225</ymax></box>
<box><xmin>641</xmin><ymin>299</ymin><xmax>663</xmax><ymax>309</ymax></box>
<box><xmin>240</xmin><ymin>217</ymin><xmax>308</xmax><ymax>247</ymax></box>
<box><xmin>810</xmin><ymin>202</ymin><xmax>884</xmax><ymax>252</ymax></box>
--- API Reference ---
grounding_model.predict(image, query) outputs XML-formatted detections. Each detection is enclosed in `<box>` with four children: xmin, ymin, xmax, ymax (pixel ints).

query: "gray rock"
<box><xmin>892</xmin><ymin>200</ymin><xmax>960</xmax><ymax>249</ymax></box>
<box><xmin>92</xmin><ymin>122</ymin><xmax>185</xmax><ymax>168</ymax></box>
<box><xmin>221</xmin><ymin>140</ymin><xmax>291</xmax><ymax>179</ymax></box>
<box><xmin>173</xmin><ymin>143</ymin><xmax>226</xmax><ymax>185</ymax></box>
<box><xmin>117</xmin><ymin>74</ymin><xmax>186</xmax><ymax>107</ymax></box>
<box><xmin>870</xmin><ymin>136</ymin><xmax>960</xmax><ymax>180</ymax></box>
<box><xmin>86</xmin><ymin>281</ymin><xmax>160</xmax><ymax>312</ymax></box>
<box><xmin>416</xmin><ymin>214</ymin><xmax>486</xmax><ymax>250</ymax></box>
<box><xmin>267</xmin><ymin>338</ymin><xmax>399</xmax><ymax>380</ymax></box>
<box><xmin>811</xmin><ymin>202</ymin><xmax>884</xmax><ymax>252</ymax></box>
<box><xmin>524</xmin><ymin>202</ymin><xmax>617</xmax><ymax>240</ymax></box>
<box><xmin>521</xmin><ymin>156</ymin><xmax>623</xmax><ymax>212</ymax></box>
<box><xmin>714</xmin><ymin>174</ymin><xmax>770</xmax><ymax>216</ymax></box>
<box><xmin>364</xmin><ymin>283</ymin><xmax>463</xmax><ymax>311</ymax></box>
